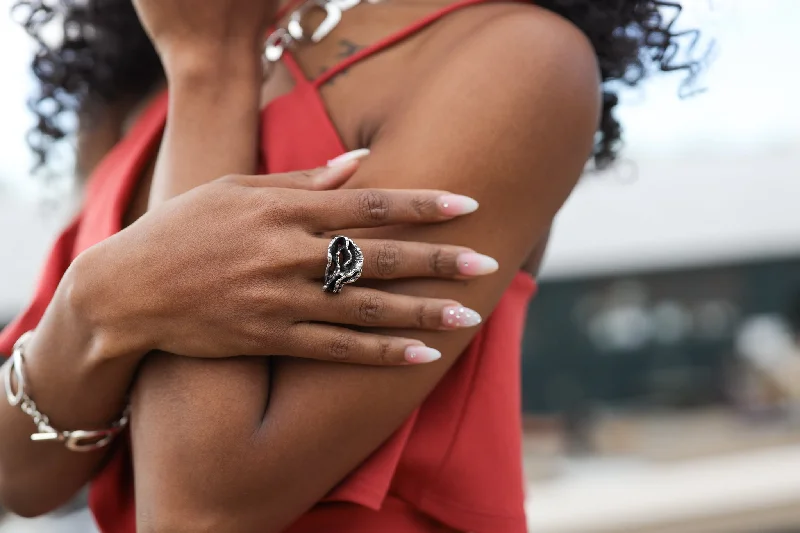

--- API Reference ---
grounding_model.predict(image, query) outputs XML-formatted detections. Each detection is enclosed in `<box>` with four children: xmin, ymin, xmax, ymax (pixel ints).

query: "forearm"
<box><xmin>132</xmin><ymin>354</ymin><xmax>270</xmax><ymax>531</ymax></box>
<box><xmin>0</xmin><ymin>247</ymin><xmax>143</xmax><ymax>517</ymax></box>
<box><xmin>126</xmin><ymin>16</ymin><xmax>600</xmax><ymax>530</ymax></box>
<box><xmin>149</xmin><ymin>61</ymin><xmax>262</xmax><ymax>203</ymax></box>
<box><xmin>132</xmin><ymin>58</ymin><xmax>269</xmax><ymax>530</ymax></box>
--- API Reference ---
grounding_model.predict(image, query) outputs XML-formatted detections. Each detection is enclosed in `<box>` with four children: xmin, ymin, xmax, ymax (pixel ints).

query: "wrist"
<box><xmin>162</xmin><ymin>42</ymin><xmax>263</xmax><ymax>87</ymax></box>
<box><xmin>64</xmin><ymin>242</ymin><xmax>152</xmax><ymax>365</ymax></box>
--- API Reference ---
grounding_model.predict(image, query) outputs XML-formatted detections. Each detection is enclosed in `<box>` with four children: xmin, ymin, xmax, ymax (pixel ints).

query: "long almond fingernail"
<box><xmin>437</xmin><ymin>195</ymin><xmax>479</xmax><ymax>216</ymax></box>
<box><xmin>405</xmin><ymin>346</ymin><xmax>442</xmax><ymax>364</ymax></box>
<box><xmin>327</xmin><ymin>148</ymin><xmax>371</xmax><ymax>167</ymax></box>
<box><xmin>442</xmin><ymin>306</ymin><xmax>482</xmax><ymax>329</ymax></box>
<box><xmin>457</xmin><ymin>253</ymin><xmax>499</xmax><ymax>276</ymax></box>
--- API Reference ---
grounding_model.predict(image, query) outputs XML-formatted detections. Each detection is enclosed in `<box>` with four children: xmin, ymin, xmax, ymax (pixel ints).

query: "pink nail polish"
<box><xmin>456</xmin><ymin>252</ymin><xmax>499</xmax><ymax>276</ymax></box>
<box><xmin>437</xmin><ymin>195</ymin><xmax>479</xmax><ymax>216</ymax></box>
<box><xmin>442</xmin><ymin>306</ymin><xmax>482</xmax><ymax>329</ymax></box>
<box><xmin>405</xmin><ymin>346</ymin><xmax>442</xmax><ymax>364</ymax></box>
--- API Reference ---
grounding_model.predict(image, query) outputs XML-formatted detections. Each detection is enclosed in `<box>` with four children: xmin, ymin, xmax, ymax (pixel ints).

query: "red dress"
<box><xmin>0</xmin><ymin>0</ymin><xmax>537</xmax><ymax>530</ymax></box>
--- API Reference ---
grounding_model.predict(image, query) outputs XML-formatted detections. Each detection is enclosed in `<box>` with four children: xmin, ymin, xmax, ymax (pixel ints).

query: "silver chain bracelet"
<box><xmin>3</xmin><ymin>331</ymin><xmax>130</xmax><ymax>452</ymax></box>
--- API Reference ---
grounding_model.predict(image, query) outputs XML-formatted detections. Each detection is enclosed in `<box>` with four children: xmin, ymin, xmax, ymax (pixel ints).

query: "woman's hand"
<box><xmin>132</xmin><ymin>0</ymin><xmax>275</xmax><ymax>76</ymax></box>
<box><xmin>77</xmin><ymin>162</ymin><xmax>495</xmax><ymax>366</ymax></box>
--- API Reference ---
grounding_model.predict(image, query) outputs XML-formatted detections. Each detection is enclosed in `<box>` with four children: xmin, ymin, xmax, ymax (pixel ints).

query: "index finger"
<box><xmin>225</xmin><ymin>160</ymin><xmax>359</xmax><ymax>190</ymax></box>
<box><xmin>304</xmin><ymin>189</ymin><xmax>480</xmax><ymax>231</ymax></box>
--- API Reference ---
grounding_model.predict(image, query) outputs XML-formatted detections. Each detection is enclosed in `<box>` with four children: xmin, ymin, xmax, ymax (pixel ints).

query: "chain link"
<box><xmin>263</xmin><ymin>0</ymin><xmax>372</xmax><ymax>73</ymax></box>
<box><xmin>3</xmin><ymin>330</ymin><xmax>130</xmax><ymax>452</ymax></box>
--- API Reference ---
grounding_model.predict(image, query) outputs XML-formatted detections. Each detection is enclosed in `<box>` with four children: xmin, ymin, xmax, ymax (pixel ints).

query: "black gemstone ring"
<box><xmin>323</xmin><ymin>235</ymin><xmax>364</xmax><ymax>294</ymax></box>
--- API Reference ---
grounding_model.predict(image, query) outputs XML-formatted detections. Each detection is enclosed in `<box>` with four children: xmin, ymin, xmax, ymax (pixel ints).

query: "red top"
<box><xmin>0</xmin><ymin>1</ymin><xmax>537</xmax><ymax>531</ymax></box>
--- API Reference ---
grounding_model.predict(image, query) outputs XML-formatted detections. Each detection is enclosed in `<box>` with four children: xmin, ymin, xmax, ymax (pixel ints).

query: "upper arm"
<box><xmin>132</xmin><ymin>11</ymin><xmax>599</xmax><ymax>531</ymax></box>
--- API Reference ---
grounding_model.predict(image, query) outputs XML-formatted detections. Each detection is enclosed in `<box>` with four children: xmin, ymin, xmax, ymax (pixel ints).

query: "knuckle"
<box><xmin>357</xmin><ymin>191</ymin><xmax>390</xmax><ymax>222</ymax></box>
<box><xmin>375</xmin><ymin>243</ymin><xmax>400</xmax><ymax>278</ymax></box>
<box><xmin>244</xmin><ymin>323</ymin><xmax>275</xmax><ymax>354</ymax></box>
<box><xmin>356</xmin><ymin>294</ymin><xmax>386</xmax><ymax>324</ymax></box>
<box><xmin>416</xmin><ymin>301</ymin><xmax>440</xmax><ymax>329</ymax></box>
<box><xmin>376</xmin><ymin>339</ymin><xmax>392</xmax><ymax>365</ymax></box>
<box><xmin>328</xmin><ymin>334</ymin><xmax>355</xmax><ymax>361</ymax></box>
<box><xmin>410</xmin><ymin>196</ymin><xmax>436</xmax><ymax>218</ymax></box>
<box><xmin>429</xmin><ymin>248</ymin><xmax>454</xmax><ymax>276</ymax></box>
<box><xmin>261</xmin><ymin>195</ymin><xmax>294</xmax><ymax>224</ymax></box>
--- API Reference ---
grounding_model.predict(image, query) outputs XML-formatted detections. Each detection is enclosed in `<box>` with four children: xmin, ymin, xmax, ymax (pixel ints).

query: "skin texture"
<box><xmin>0</xmin><ymin>0</ymin><xmax>704</xmax><ymax>525</ymax></box>
<box><xmin>0</xmin><ymin>1</ymin><xmax>501</xmax><ymax>517</ymax></box>
<box><xmin>0</xmin><ymin>0</ymin><xmax>596</xmax><ymax>528</ymax></box>
<box><xmin>128</xmin><ymin>2</ymin><xmax>600</xmax><ymax>531</ymax></box>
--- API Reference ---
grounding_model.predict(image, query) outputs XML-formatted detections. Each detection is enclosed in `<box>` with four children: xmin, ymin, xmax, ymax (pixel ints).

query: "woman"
<box><xmin>1</xmin><ymin>0</ymin><xmax>700</xmax><ymax>531</ymax></box>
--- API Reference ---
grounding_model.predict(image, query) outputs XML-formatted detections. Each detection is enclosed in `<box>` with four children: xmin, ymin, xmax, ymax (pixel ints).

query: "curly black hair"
<box><xmin>13</xmin><ymin>0</ymin><xmax>704</xmax><ymax>170</ymax></box>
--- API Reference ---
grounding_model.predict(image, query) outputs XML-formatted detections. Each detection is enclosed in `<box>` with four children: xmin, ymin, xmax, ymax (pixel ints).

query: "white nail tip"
<box><xmin>405</xmin><ymin>346</ymin><xmax>442</xmax><ymax>364</ymax></box>
<box><xmin>327</xmin><ymin>148</ymin><xmax>371</xmax><ymax>167</ymax></box>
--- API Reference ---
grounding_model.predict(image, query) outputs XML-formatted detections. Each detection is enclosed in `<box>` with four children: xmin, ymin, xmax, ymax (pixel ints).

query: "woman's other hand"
<box><xmin>74</xmin><ymin>159</ymin><xmax>496</xmax><ymax>366</ymax></box>
<box><xmin>131</xmin><ymin>0</ymin><xmax>275</xmax><ymax>76</ymax></box>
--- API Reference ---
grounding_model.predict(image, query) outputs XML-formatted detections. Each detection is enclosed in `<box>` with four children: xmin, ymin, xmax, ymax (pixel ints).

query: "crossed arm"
<box><xmin>131</xmin><ymin>13</ymin><xmax>600</xmax><ymax>532</ymax></box>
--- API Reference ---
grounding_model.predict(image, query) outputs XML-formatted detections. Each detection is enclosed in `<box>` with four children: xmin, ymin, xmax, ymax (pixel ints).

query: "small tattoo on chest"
<box><xmin>321</xmin><ymin>39</ymin><xmax>366</xmax><ymax>86</ymax></box>
<box><xmin>338</xmin><ymin>39</ymin><xmax>364</xmax><ymax>58</ymax></box>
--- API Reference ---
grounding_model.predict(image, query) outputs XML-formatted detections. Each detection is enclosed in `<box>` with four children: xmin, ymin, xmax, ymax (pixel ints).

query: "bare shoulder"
<box><xmin>375</xmin><ymin>3</ymin><xmax>601</xmax><ymax>198</ymax></box>
<box><xmin>414</xmin><ymin>3</ymin><xmax>602</xmax><ymax>134</ymax></box>
<box><xmin>467</xmin><ymin>4</ymin><xmax>601</xmax><ymax>82</ymax></box>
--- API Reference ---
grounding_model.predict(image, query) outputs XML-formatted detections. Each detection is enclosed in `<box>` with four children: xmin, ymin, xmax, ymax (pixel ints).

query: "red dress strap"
<box><xmin>281</xmin><ymin>52</ymin><xmax>313</xmax><ymax>84</ymax></box>
<box><xmin>314</xmin><ymin>0</ymin><xmax>500</xmax><ymax>87</ymax></box>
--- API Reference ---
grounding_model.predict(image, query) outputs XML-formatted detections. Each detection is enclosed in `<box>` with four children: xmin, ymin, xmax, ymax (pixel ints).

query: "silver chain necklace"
<box><xmin>263</xmin><ymin>0</ymin><xmax>380</xmax><ymax>70</ymax></box>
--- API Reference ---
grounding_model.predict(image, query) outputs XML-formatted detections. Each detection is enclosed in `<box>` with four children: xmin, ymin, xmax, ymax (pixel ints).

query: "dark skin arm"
<box><xmin>132</xmin><ymin>11</ymin><xmax>600</xmax><ymax>532</ymax></box>
<box><xmin>0</xmin><ymin>102</ymin><xmax>152</xmax><ymax>518</ymax></box>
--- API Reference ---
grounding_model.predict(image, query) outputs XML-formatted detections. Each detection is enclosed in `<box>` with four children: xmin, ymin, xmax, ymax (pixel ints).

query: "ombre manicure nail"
<box><xmin>442</xmin><ymin>306</ymin><xmax>482</xmax><ymax>329</ymax></box>
<box><xmin>404</xmin><ymin>346</ymin><xmax>442</xmax><ymax>364</ymax></box>
<box><xmin>327</xmin><ymin>148</ymin><xmax>371</xmax><ymax>167</ymax></box>
<box><xmin>456</xmin><ymin>252</ymin><xmax>499</xmax><ymax>276</ymax></box>
<box><xmin>437</xmin><ymin>195</ymin><xmax>479</xmax><ymax>216</ymax></box>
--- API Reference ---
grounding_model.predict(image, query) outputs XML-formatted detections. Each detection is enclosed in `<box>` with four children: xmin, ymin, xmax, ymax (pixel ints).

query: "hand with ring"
<box><xmin>74</xmin><ymin>159</ymin><xmax>498</xmax><ymax>366</ymax></box>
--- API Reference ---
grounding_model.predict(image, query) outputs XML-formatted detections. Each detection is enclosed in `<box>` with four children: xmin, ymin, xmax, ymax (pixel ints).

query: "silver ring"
<box><xmin>323</xmin><ymin>235</ymin><xmax>364</xmax><ymax>294</ymax></box>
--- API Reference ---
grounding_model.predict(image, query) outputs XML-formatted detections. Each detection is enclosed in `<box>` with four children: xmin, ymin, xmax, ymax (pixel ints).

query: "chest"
<box><xmin>121</xmin><ymin>48</ymin><xmax>402</xmax><ymax>227</ymax></box>
<box><xmin>111</xmin><ymin>3</ymin><xmax>546</xmax><ymax>276</ymax></box>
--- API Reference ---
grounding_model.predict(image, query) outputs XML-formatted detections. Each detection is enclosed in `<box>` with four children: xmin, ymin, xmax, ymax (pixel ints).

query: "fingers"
<box><xmin>240</xmin><ymin>149</ymin><xmax>371</xmax><ymax>190</ymax></box>
<box><xmin>287</xmin><ymin>323</ymin><xmax>442</xmax><ymax>365</ymax></box>
<box><xmin>225</xmin><ymin>157</ymin><xmax>362</xmax><ymax>190</ymax></box>
<box><xmin>304</xmin><ymin>189</ymin><xmax>480</xmax><ymax>231</ymax></box>
<box><xmin>305</xmin><ymin>287</ymin><xmax>482</xmax><ymax>331</ymax></box>
<box><xmin>326</xmin><ymin>148</ymin><xmax>371</xmax><ymax>168</ymax></box>
<box><xmin>308</xmin><ymin>238</ymin><xmax>499</xmax><ymax>280</ymax></box>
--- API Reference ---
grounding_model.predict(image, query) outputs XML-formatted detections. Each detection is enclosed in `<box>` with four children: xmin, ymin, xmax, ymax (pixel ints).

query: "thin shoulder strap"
<box><xmin>282</xmin><ymin>51</ymin><xmax>313</xmax><ymax>84</ymax></box>
<box><xmin>313</xmin><ymin>0</ymin><xmax>500</xmax><ymax>87</ymax></box>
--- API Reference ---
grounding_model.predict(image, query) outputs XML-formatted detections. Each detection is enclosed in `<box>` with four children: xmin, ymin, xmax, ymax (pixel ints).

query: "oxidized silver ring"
<box><xmin>323</xmin><ymin>235</ymin><xmax>364</xmax><ymax>294</ymax></box>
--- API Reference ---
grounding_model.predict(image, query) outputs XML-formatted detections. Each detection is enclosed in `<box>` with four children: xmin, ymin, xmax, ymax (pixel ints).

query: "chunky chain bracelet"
<box><xmin>3</xmin><ymin>331</ymin><xmax>130</xmax><ymax>452</ymax></box>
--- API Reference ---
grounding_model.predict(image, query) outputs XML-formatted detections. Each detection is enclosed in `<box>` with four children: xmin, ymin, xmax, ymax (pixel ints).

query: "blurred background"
<box><xmin>1</xmin><ymin>1</ymin><xmax>799</xmax><ymax>532</ymax></box>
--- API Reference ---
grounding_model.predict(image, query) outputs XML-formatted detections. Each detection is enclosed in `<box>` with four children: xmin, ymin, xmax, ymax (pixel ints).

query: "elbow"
<box><xmin>137</xmin><ymin>511</ymin><xmax>223</xmax><ymax>533</ymax></box>
<box><xmin>135</xmin><ymin>465</ymin><xmax>285</xmax><ymax>533</ymax></box>
<box><xmin>138</xmin><ymin>506</ymin><xmax>283</xmax><ymax>533</ymax></box>
<box><xmin>0</xmin><ymin>481</ymin><xmax>59</xmax><ymax>519</ymax></box>
<box><xmin>0</xmin><ymin>465</ymin><xmax>79</xmax><ymax>518</ymax></box>
<box><xmin>2</xmin><ymin>503</ymin><xmax>54</xmax><ymax>521</ymax></box>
